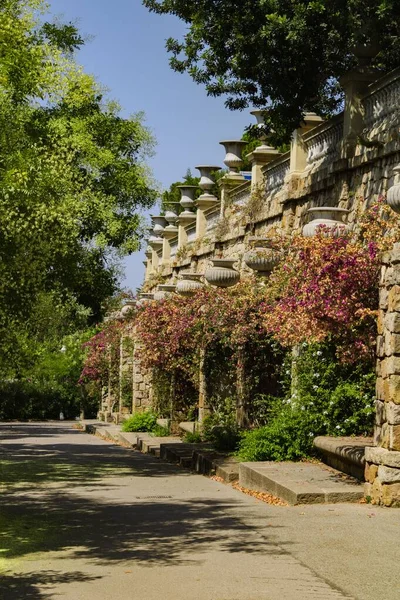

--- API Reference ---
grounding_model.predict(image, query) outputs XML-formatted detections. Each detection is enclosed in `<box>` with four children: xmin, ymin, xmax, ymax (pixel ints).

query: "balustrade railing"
<box><xmin>305</xmin><ymin>117</ymin><xmax>343</xmax><ymax>167</ymax></box>
<box><xmin>264</xmin><ymin>155</ymin><xmax>290</xmax><ymax>193</ymax></box>
<box><xmin>229</xmin><ymin>180</ymin><xmax>251</xmax><ymax>206</ymax></box>
<box><xmin>187</xmin><ymin>225</ymin><xmax>197</xmax><ymax>243</ymax></box>
<box><xmin>206</xmin><ymin>209</ymin><xmax>220</xmax><ymax>232</ymax></box>
<box><xmin>170</xmin><ymin>238</ymin><xmax>178</xmax><ymax>258</ymax></box>
<box><xmin>363</xmin><ymin>70</ymin><xmax>400</xmax><ymax>132</ymax></box>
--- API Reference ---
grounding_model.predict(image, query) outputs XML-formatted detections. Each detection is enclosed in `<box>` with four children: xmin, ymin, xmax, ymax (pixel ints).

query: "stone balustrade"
<box><xmin>363</xmin><ymin>69</ymin><xmax>400</xmax><ymax>133</ymax></box>
<box><xmin>264</xmin><ymin>154</ymin><xmax>290</xmax><ymax>194</ymax></box>
<box><xmin>304</xmin><ymin>116</ymin><xmax>344</xmax><ymax>168</ymax></box>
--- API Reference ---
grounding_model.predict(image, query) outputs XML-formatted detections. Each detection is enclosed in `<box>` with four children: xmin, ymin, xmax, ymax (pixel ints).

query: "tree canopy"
<box><xmin>0</xmin><ymin>0</ymin><xmax>158</xmax><ymax>375</ymax></box>
<box><xmin>143</xmin><ymin>0</ymin><xmax>400</xmax><ymax>144</ymax></box>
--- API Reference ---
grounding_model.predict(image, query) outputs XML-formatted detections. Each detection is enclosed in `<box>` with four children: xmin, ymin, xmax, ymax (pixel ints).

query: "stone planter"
<box><xmin>154</xmin><ymin>284</ymin><xmax>176</xmax><ymax>300</ymax></box>
<box><xmin>178</xmin><ymin>185</ymin><xmax>197</xmax><ymax>224</ymax></box>
<box><xmin>164</xmin><ymin>206</ymin><xmax>179</xmax><ymax>237</ymax></box>
<box><xmin>144</xmin><ymin>245</ymin><xmax>152</xmax><ymax>258</ymax></box>
<box><xmin>121</xmin><ymin>301</ymin><xmax>137</xmax><ymax>319</ymax></box>
<box><xmin>196</xmin><ymin>165</ymin><xmax>221</xmax><ymax>191</ymax></box>
<box><xmin>176</xmin><ymin>273</ymin><xmax>204</xmax><ymax>297</ymax></box>
<box><xmin>387</xmin><ymin>164</ymin><xmax>400</xmax><ymax>214</ymax></box>
<box><xmin>151</xmin><ymin>215</ymin><xmax>167</xmax><ymax>236</ymax></box>
<box><xmin>219</xmin><ymin>140</ymin><xmax>247</xmax><ymax>174</ymax></box>
<box><xmin>244</xmin><ymin>238</ymin><xmax>281</xmax><ymax>273</ymax></box>
<box><xmin>303</xmin><ymin>207</ymin><xmax>349</xmax><ymax>237</ymax></box>
<box><xmin>205</xmin><ymin>258</ymin><xmax>240</xmax><ymax>288</ymax></box>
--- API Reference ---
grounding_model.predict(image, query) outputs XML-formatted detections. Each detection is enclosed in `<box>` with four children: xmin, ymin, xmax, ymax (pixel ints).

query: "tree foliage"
<box><xmin>143</xmin><ymin>0</ymin><xmax>400</xmax><ymax>144</ymax></box>
<box><xmin>0</xmin><ymin>0</ymin><xmax>158</xmax><ymax>376</ymax></box>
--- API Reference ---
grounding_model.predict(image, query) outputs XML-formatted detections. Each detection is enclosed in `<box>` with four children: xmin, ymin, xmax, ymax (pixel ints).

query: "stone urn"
<box><xmin>177</xmin><ymin>185</ymin><xmax>197</xmax><ymax>224</ymax></box>
<box><xmin>154</xmin><ymin>284</ymin><xmax>176</xmax><ymax>301</ymax></box>
<box><xmin>163</xmin><ymin>205</ymin><xmax>179</xmax><ymax>238</ymax></box>
<box><xmin>144</xmin><ymin>245</ymin><xmax>153</xmax><ymax>259</ymax></box>
<box><xmin>244</xmin><ymin>237</ymin><xmax>281</xmax><ymax>273</ymax></box>
<box><xmin>302</xmin><ymin>207</ymin><xmax>349</xmax><ymax>237</ymax></box>
<box><xmin>219</xmin><ymin>140</ymin><xmax>247</xmax><ymax>174</ymax></box>
<box><xmin>205</xmin><ymin>258</ymin><xmax>240</xmax><ymax>288</ymax></box>
<box><xmin>195</xmin><ymin>165</ymin><xmax>220</xmax><ymax>210</ymax></box>
<box><xmin>176</xmin><ymin>273</ymin><xmax>204</xmax><ymax>297</ymax></box>
<box><xmin>120</xmin><ymin>300</ymin><xmax>137</xmax><ymax>319</ymax></box>
<box><xmin>151</xmin><ymin>215</ymin><xmax>167</xmax><ymax>236</ymax></box>
<box><xmin>387</xmin><ymin>164</ymin><xmax>400</xmax><ymax>214</ymax></box>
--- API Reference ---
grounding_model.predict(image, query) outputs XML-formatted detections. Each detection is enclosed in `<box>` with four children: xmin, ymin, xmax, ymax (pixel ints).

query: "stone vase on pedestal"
<box><xmin>302</xmin><ymin>207</ymin><xmax>349</xmax><ymax>237</ymax></box>
<box><xmin>177</xmin><ymin>185</ymin><xmax>197</xmax><ymax>225</ymax></box>
<box><xmin>195</xmin><ymin>165</ymin><xmax>221</xmax><ymax>210</ymax></box>
<box><xmin>205</xmin><ymin>258</ymin><xmax>240</xmax><ymax>288</ymax></box>
<box><xmin>219</xmin><ymin>140</ymin><xmax>247</xmax><ymax>174</ymax></box>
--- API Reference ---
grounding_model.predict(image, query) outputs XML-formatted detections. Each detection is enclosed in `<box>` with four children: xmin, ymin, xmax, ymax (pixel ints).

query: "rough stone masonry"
<box><xmin>365</xmin><ymin>243</ymin><xmax>400</xmax><ymax>506</ymax></box>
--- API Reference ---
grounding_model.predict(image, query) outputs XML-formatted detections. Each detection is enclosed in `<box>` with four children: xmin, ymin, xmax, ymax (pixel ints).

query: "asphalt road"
<box><xmin>0</xmin><ymin>422</ymin><xmax>398</xmax><ymax>600</ymax></box>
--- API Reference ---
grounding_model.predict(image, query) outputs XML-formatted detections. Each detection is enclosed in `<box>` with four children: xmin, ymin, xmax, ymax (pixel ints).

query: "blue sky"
<box><xmin>48</xmin><ymin>0</ymin><xmax>251</xmax><ymax>291</ymax></box>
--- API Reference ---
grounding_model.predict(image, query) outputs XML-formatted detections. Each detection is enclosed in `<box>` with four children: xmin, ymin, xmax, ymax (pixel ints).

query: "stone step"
<box><xmin>192</xmin><ymin>449</ymin><xmax>239</xmax><ymax>482</ymax></box>
<box><xmin>313</xmin><ymin>436</ymin><xmax>372</xmax><ymax>480</ymax></box>
<box><xmin>239</xmin><ymin>461</ymin><xmax>364</xmax><ymax>505</ymax></box>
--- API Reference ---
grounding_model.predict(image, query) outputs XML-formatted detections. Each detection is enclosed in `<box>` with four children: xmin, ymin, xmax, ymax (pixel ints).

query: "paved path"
<box><xmin>0</xmin><ymin>423</ymin><xmax>398</xmax><ymax>600</ymax></box>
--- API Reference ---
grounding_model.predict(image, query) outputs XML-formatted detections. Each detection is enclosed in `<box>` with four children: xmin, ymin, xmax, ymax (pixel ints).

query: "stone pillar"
<box><xmin>195</xmin><ymin>166</ymin><xmax>220</xmax><ymax>237</ymax></box>
<box><xmin>177</xmin><ymin>186</ymin><xmax>197</xmax><ymax>248</ymax></box>
<box><xmin>132</xmin><ymin>335</ymin><xmax>153</xmax><ymax>412</ymax></box>
<box><xmin>162</xmin><ymin>205</ymin><xmax>179</xmax><ymax>265</ymax></box>
<box><xmin>198</xmin><ymin>346</ymin><xmax>210</xmax><ymax>423</ymax></box>
<box><xmin>246</xmin><ymin>147</ymin><xmax>280</xmax><ymax>189</ymax></box>
<box><xmin>365</xmin><ymin>244</ymin><xmax>400</xmax><ymax>506</ymax></box>
<box><xmin>290</xmin><ymin>112</ymin><xmax>323</xmax><ymax>174</ymax></box>
<box><xmin>339</xmin><ymin>67</ymin><xmax>377</xmax><ymax>158</ymax></box>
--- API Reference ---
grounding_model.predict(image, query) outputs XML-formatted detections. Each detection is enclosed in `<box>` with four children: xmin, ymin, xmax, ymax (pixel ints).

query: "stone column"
<box><xmin>219</xmin><ymin>140</ymin><xmax>247</xmax><ymax>213</ymax></box>
<box><xmin>162</xmin><ymin>205</ymin><xmax>179</xmax><ymax>265</ymax></box>
<box><xmin>247</xmin><ymin>147</ymin><xmax>280</xmax><ymax>189</ymax></box>
<box><xmin>365</xmin><ymin>244</ymin><xmax>400</xmax><ymax>506</ymax></box>
<box><xmin>198</xmin><ymin>346</ymin><xmax>210</xmax><ymax>423</ymax></box>
<box><xmin>132</xmin><ymin>334</ymin><xmax>153</xmax><ymax>413</ymax></box>
<box><xmin>339</xmin><ymin>48</ymin><xmax>378</xmax><ymax>158</ymax></box>
<box><xmin>249</xmin><ymin>109</ymin><xmax>281</xmax><ymax>188</ymax></box>
<box><xmin>290</xmin><ymin>112</ymin><xmax>323</xmax><ymax>174</ymax></box>
<box><xmin>177</xmin><ymin>185</ymin><xmax>197</xmax><ymax>247</ymax></box>
<box><xmin>195</xmin><ymin>165</ymin><xmax>220</xmax><ymax>237</ymax></box>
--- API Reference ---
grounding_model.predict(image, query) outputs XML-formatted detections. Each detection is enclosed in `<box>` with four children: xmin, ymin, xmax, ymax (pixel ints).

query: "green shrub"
<box><xmin>238</xmin><ymin>406</ymin><xmax>321</xmax><ymax>461</ymax></box>
<box><xmin>238</xmin><ymin>342</ymin><xmax>375</xmax><ymax>462</ymax></box>
<box><xmin>152</xmin><ymin>424</ymin><xmax>170</xmax><ymax>437</ymax></box>
<box><xmin>184</xmin><ymin>431</ymin><xmax>202</xmax><ymax>444</ymax></box>
<box><xmin>122</xmin><ymin>411</ymin><xmax>157</xmax><ymax>432</ymax></box>
<box><xmin>202</xmin><ymin>414</ymin><xmax>241</xmax><ymax>452</ymax></box>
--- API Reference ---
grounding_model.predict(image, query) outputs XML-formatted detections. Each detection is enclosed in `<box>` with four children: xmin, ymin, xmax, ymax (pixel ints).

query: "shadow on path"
<box><xmin>0</xmin><ymin>423</ymin><xmax>288</xmax><ymax>599</ymax></box>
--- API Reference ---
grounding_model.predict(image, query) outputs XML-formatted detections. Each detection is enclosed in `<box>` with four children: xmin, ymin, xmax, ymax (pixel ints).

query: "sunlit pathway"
<box><xmin>0</xmin><ymin>423</ymin><xmax>398</xmax><ymax>600</ymax></box>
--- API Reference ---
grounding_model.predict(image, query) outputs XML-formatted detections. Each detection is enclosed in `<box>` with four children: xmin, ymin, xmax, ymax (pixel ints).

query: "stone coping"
<box><xmin>313</xmin><ymin>436</ymin><xmax>372</xmax><ymax>480</ymax></box>
<box><xmin>365</xmin><ymin>446</ymin><xmax>400</xmax><ymax>468</ymax></box>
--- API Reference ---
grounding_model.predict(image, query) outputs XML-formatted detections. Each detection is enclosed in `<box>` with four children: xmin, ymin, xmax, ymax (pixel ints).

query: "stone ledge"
<box><xmin>313</xmin><ymin>436</ymin><xmax>372</xmax><ymax>480</ymax></box>
<box><xmin>239</xmin><ymin>462</ymin><xmax>364</xmax><ymax>505</ymax></box>
<box><xmin>365</xmin><ymin>446</ymin><xmax>400</xmax><ymax>468</ymax></box>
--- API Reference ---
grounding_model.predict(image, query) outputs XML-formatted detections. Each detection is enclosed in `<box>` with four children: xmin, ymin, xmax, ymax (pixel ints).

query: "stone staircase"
<box><xmin>82</xmin><ymin>423</ymin><xmax>369</xmax><ymax>505</ymax></box>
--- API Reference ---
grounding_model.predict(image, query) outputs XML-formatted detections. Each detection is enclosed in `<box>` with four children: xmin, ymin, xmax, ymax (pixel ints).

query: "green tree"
<box><xmin>143</xmin><ymin>0</ymin><xmax>400</xmax><ymax>144</ymax></box>
<box><xmin>0</xmin><ymin>0</ymin><xmax>158</xmax><ymax>374</ymax></box>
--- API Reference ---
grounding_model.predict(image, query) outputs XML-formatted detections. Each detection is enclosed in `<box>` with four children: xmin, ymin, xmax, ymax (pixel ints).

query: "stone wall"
<box><xmin>365</xmin><ymin>245</ymin><xmax>400</xmax><ymax>507</ymax></box>
<box><xmin>146</xmin><ymin>68</ymin><xmax>400</xmax><ymax>289</ymax></box>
